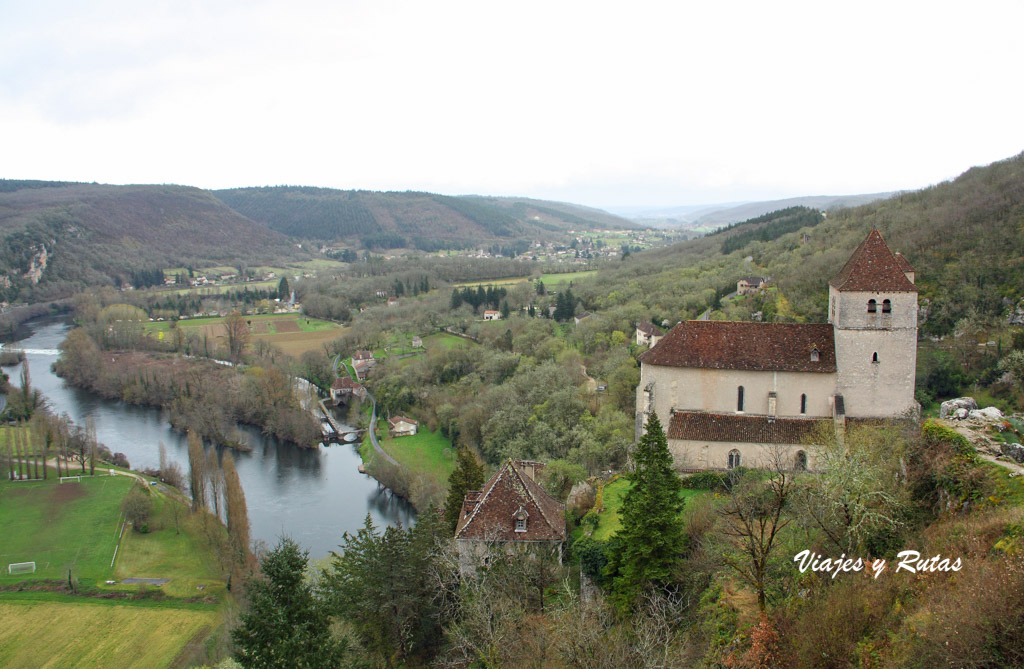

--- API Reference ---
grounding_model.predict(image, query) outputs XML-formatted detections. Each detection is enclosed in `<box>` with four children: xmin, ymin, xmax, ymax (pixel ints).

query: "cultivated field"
<box><xmin>146</xmin><ymin>312</ymin><xmax>345</xmax><ymax>357</ymax></box>
<box><xmin>0</xmin><ymin>474</ymin><xmax>133</xmax><ymax>584</ymax></box>
<box><xmin>0</xmin><ymin>598</ymin><xmax>220</xmax><ymax>668</ymax></box>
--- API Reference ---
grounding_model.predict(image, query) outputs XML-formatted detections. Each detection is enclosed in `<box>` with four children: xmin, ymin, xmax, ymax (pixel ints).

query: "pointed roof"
<box><xmin>455</xmin><ymin>459</ymin><xmax>566</xmax><ymax>542</ymax></box>
<box><xmin>829</xmin><ymin>229</ymin><xmax>917</xmax><ymax>292</ymax></box>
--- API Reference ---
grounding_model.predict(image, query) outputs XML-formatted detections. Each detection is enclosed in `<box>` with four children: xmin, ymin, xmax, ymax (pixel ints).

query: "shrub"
<box><xmin>122</xmin><ymin>483</ymin><xmax>154</xmax><ymax>531</ymax></box>
<box><xmin>681</xmin><ymin>471</ymin><xmax>729</xmax><ymax>491</ymax></box>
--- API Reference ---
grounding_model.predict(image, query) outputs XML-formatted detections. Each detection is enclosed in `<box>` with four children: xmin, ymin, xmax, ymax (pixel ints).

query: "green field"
<box><xmin>0</xmin><ymin>474</ymin><xmax>133</xmax><ymax>584</ymax></box>
<box><xmin>422</xmin><ymin>332</ymin><xmax>476</xmax><ymax>350</ymax></box>
<box><xmin>377</xmin><ymin>428</ymin><xmax>457</xmax><ymax>487</ymax></box>
<box><xmin>540</xmin><ymin>270</ymin><xmax>598</xmax><ymax>285</ymax></box>
<box><xmin>0</xmin><ymin>598</ymin><xmax>220</xmax><ymax>668</ymax></box>
<box><xmin>589</xmin><ymin>477</ymin><xmax>707</xmax><ymax>541</ymax></box>
<box><xmin>145</xmin><ymin>312</ymin><xmax>338</xmax><ymax>334</ymax></box>
<box><xmin>453</xmin><ymin>276</ymin><xmax>530</xmax><ymax>288</ymax></box>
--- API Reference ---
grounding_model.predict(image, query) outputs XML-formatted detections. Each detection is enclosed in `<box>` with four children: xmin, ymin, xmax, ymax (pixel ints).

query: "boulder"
<box><xmin>940</xmin><ymin>397</ymin><xmax>978</xmax><ymax>419</ymax></box>
<box><xmin>1001</xmin><ymin>443</ymin><xmax>1024</xmax><ymax>464</ymax></box>
<box><xmin>566</xmin><ymin>481</ymin><xmax>596</xmax><ymax>513</ymax></box>
<box><xmin>953</xmin><ymin>407</ymin><xmax>969</xmax><ymax>420</ymax></box>
<box><xmin>968</xmin><ymin>407</ymin><xmax>1004</xmax><ymax>422</ymax></box>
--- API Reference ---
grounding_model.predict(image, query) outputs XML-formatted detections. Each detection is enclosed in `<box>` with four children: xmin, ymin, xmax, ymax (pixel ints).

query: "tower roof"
<box><xmin>829</xmin><ymin>229</ymin><xmax>917</xmax><ymax>292</ymax></box>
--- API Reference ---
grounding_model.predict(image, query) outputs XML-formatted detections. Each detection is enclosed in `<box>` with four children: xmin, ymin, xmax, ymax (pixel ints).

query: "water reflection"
<box><xmin>2</xmin><ymin>317</ymin><xmax>415</xmax><ymax>558</ymax></box>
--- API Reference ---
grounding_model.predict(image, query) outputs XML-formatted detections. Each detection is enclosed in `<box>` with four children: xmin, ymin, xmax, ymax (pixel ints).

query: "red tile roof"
<box><xmin>456</xmin><ymin>460</ymin><xmax>566</xmax><ymax>542</ymax></box>
<box><xmin>668</xmin><ymin>411</ymin><xmax>829</xmax><ymax>444</ymax></box>
<box><xmin>893</xmin><ymin>252</ymin><xmax>914</xmax><ymax>274</ymax></box>
<box><xmin>638</xmin><ymin>321</ymin><xmax>836</xmax><ymax>373</ymax></box>
<box><xmin>331</xmin><ymin>377</ymin><xmax>363</xmax><ymax>391</ymax></box>
<box><xmin>637</xmin><ymin>321</ymin><xmax>664</xmax><ymax>336</ymax></box>
<box><xmin>353</xmin><ymin>350</ymin><xmax>373</xmax><ymax>360</ymax></box>
<box><xmin>829</xmin><ymin>229</ymin><xmax>917</xmax><ymax>292</ymax></box>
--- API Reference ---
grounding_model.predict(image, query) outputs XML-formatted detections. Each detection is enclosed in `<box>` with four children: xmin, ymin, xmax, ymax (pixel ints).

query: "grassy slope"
<box><xmin>590</xmin><ymin>477</ymin><xmax>707</xmax><ymax>541</ymax></box>
<box><xmin>377</xmin><ymin>429</ymin><xmax>457</xmax><ymax>488</ymax></box>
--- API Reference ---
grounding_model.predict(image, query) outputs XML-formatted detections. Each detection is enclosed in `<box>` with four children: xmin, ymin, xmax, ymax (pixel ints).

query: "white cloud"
<box><xmin>2</xmin><ymin>0</ymin><xmax>1022</xmax><ymax>207</ymax></box>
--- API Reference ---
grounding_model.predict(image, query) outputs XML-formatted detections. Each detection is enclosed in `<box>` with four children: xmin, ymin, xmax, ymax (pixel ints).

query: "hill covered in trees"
<box><xmin>0</xmin><ymin>181</ymin><xmax>305</xmax><ymax>302</ymax></box>
<box><xmin>212</xmin><ymin>186</ymin><xmax>636</xmax><ymax>248</ymax></box>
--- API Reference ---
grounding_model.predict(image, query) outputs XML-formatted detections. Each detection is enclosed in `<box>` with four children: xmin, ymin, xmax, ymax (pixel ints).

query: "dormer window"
<box><xmin>513</xmin><ymin>506</ymin><xmax>528</xmax><ymax>533</ymax></box>
<box><xmin>882</xmin><ymin>299</ymin><xmax>891</xmax><ymax>314</ymax></box>
<box><xmin>867</xmin><ymin>299</ymin><xmax>877</xmax><ymax>313</ymax></box>
<box><xmin>810</xmin><ymin>347</ymin><xmax>819</xmax><ymax>362</ymax></box>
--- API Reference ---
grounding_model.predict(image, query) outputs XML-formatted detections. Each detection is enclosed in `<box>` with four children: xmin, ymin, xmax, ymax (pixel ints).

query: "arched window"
<box><xmin>810</xmin><ymin>347</ymin><xmax>819</xmax><ymax>362</ymax></box>
<box><xmin>737</xmin><ymin>386</ymin><xmax>745</xmax><ymax>412</ymax></box>
<box><xmin>795</xmin><ymin>450</ymin><xmax>807</xmax><ymax>471</ymax></box>
<box><xmin>882</xmin><ymin>298</ymin><xmax>891</xmax><ymax>314</ymax></box>
<box><xmin>800</xmin><ymin>393</ymin><xmax>807</xmax><ymax>414</ymax></box>
<box><xmin>728</xmin><ymin>449</ymin><xmax>741</xmax><ymax>469</ymax></box>
<box><xmin>872</xmin><ymin>352</ymin><xmax>879</xmax><ymax>363</ymax></box>
<box><xmin>867</xmin><ymin>299</ymin><xmax>877</xmax><ymax>313</ymax></box>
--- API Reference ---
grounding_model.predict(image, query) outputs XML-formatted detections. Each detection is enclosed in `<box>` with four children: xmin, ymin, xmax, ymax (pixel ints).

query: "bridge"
<box><xmin>317</xmin><ymin>398</ymin><xmax>365</xmax><ymax>443</ymax></box>
<box><xmin>0</xmin><ymin>347</ymin><xmax>60</xmax><ymax>356</ymax></box>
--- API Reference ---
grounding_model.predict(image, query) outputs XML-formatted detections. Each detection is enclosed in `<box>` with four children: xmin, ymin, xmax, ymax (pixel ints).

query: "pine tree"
<box><xmin>277</xmin><ymin>276</ymin><xmax>290</xmax><ymax>301</ymax></box>
<box><xmin>444</xmin><ymin>447</ymin><xmax>485</xmax><ymax>534</ymax></box>
<box><xmin>605</xmin><ymin>412</ymin><xmax>686</xmax><ymax>609</ymax></box>
<box><xmin>232</xmin><ymin>537</ymin><xmax>346</xmax><ymax>668</ymax></box>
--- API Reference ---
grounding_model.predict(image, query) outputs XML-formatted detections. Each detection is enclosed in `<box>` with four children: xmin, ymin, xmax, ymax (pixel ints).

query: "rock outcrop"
<box><xmin>940</xmin><ymin>397</ymin><xmax>978</xmax><ymax>419</ymax></box>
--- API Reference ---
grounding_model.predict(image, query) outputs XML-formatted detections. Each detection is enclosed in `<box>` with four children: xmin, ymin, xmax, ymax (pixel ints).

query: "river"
<box><xmin>0</xmin><ymin>317</ymin><xmax>415</xmax><ymax>559</ymax></box>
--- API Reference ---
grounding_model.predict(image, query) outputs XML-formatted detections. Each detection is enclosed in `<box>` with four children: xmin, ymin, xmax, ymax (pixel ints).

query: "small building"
<box><xmin>483</xmin><ymin>310</ymin><xmax>501</xmax><ymax>321</ymax></box>
<box><xmin>387</xmin><ymin>297</ymin><xmax>399</xmax><ymax>307</ymax></box>
<box><xmin>574</xmin><ymin>311</ymin><xmax>594</xmax><ymax>326</ymax></box>
<box><xmin>736</xmin><ymin>276</ymin><xmax>767</xmax><ymax>296</ymax></box>
<box><xmin>330</xmin><ymin>377</ymin><xmax>367</xmax><ymax>405</ymax></box>
<box><xmin>636</xmin><ymin>321</ymin><xmax>665</xmax><ymax>348</ymax></box>
<box><xmin>388</xmin><ymin>416</ymin><xmax>419</xmax><ymax>437</ymax></box>
<box><xmin>353</xmin><ymin>350</ymin><xmax>374</xmax><ymax>362</ymax></box>
<box><xmin>455</xmin><ymin>459</ymin><xmax>566</xmax><ymax>575</ymax></box>
<box><xmin>411</xmin><ymin>335</ymin><xmax>423</xmax><ymax>348</ymax></box>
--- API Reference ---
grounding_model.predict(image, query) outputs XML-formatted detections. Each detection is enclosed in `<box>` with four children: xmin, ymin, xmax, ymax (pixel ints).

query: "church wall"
<box><xmin>668</xmin><ymin>438</ymin><xmax>817</xmax><ymax>471</ymax></box>
<box><xmin>637</xmin><ymin>364</ymin><xmax>838</xmax><ymax>425</ymax></box>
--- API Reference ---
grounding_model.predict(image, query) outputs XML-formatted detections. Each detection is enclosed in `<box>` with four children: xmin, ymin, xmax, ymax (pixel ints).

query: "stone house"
<box><xmin>330</xmin><ymin>377</ymin><xmax>367</xmax><ymax>406</ymax></box>
<box><xmin>483</xmin><ymin>310</ymin><xmax>501</xmax><ymax>321</ymax></box>
<box><xmin>736</xmin><ymin>276</ymin><xmax>767</xmax><ymax>296</ymax></box>
<box><xmin>388</xmin><ymin>416</ymin><xmax>418</xmax><ymax>437</ymax></box>
<box><xmin>635</xmin><ymin>321</ymin><xmax>665</xmax><ymax>348</ymax></box>
<box><xmin>574</xmin><ymin>311</ymin><xmax>594</xmax><ymax>326</ymax></box>
<box><xmin>411</xmin><ymin>335</ymin><xmax>423</xmax><ymax>348</ymax></box>
<box><xmin>455</xmin><ymin>459</ymin><xmax>566</xmax><ymax>574</ymax></box>
<box><xmin>637</xmin><ymin>230</ymin><xmax>918</xmax><ymax>471</ymax></box>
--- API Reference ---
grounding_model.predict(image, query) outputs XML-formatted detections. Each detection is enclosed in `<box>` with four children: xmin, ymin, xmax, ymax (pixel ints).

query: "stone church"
<box><xmin>635</xmin><ymin>229</ymin><xmax>918</xmax><ymax>471</ymax></box>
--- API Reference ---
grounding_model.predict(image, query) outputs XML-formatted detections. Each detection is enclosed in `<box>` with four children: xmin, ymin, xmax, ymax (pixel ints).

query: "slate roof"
<box><xmin>455</xmin><ymin>460</ymin><xmax>567</xmax><ymax>543</ymax></box>
<box><xmin>388</xmin><ymin>416</ymin><xmax>418</xmax><ymax>428</ymax></box>
<box><xmin>638</xmin><ymin>321</ymin><xmax>836</xmax><ymax>373</ymax></box>
<box><xmin>637</xmin><ymin>321</ymin><xmax>665</xmax><ymax>336</ymax></box>
<box><xmin>739</xmin><ymin>276</ymin><xmax>765</xmax><ymax>285</ymax></box>
<box><xmin>668</xmin><ymin>411</ymin><xmax>829</xmax><ymax>444</ymax></box>
<box><xmin>829</xmin><ymin>229</ymin><xmax>917</xmax><ymax>292</ymax></box>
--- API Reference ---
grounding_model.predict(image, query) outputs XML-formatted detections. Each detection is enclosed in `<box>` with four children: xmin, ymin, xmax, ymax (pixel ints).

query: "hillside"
<box><xmin>212</xmin><ymin>186</ymin><xmax>635</xmax><ymax>248</ymax></box>
<box><xmin>573</xmin><ymin>151</ymin><xmax>1024</xmax><ymax>337</ymax></box>
<box><xmin>0</xmin><ymin>181</ymin><xmax>305</xmax><ymax>302</ymax></box>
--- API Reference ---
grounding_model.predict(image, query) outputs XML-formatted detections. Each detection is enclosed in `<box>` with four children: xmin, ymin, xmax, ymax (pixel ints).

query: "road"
<box><xmin>332</xmin><ymin>354</ymin><xmax>398</xmax><ymax>467</ymax></box>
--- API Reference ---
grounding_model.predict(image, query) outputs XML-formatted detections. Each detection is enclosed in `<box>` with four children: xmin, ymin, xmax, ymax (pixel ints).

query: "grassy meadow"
<box><xmin>587</xmin><ymin>476</ymin><xmax>707</xmax><ymax>541</ymax></box>
<box><xmin>145</xmin><ymin>312</ymin><xmax>345</xmax><ymax>357</ymax></box>
<box><xmin>376</xmin><ymin>428</ymin><xmax>457</xmax><ymax>489</ymax></box>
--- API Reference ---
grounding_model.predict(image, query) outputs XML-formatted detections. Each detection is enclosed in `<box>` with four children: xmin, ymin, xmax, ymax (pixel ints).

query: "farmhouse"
<box><xmin>637</xmin><ymin>230</ymin><xmax>918</xmax><ymax>471</ymax></box>
<box><xmin>330</xmin><ymin>377</ymin><xmax>367</xmax><ymax>406</ymax></box>
<box><xmin>574</xmin><ymin>311</ymin><xmax>594</xmax><ymax>326</ymax></box>
<box><xmin>635</xmin><ymin>321</ymin><xmax>665</xmax><ymax>348</ymax></box>
<box><xmin>388</xmin><ymin>416</ymin><xmax>418</xmax><ymax>437</ymax></box>
<box><xmin>455</xmin><ymin>459</ymin><xmax>566</xmax><ymax>574</ymax></box>
<box><xmin>483</xmin><ymin>310</ymin><xmax>501</xmax><ymax>321</ymax></box>
<box><xmin>736</xmin><ymin>276</ymin><xmax>767</xmax><ymax>295</ymax></box>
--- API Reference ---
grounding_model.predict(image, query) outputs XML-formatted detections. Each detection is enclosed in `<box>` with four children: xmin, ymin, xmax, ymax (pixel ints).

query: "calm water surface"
<box><xmin>2</xmin><ymin>318</ymin><xmax>414</xmax><ymax>559</ymax></box>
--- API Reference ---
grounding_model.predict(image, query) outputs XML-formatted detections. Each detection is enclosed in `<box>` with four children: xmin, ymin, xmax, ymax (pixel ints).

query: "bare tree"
<box><xmin>224</xmin><ymin>310</ymin><xmax>250</xmax><ymax>364</ymax></box>
<box><xmin>222</xmin><ymin>451</ymin><xmax>250</xmax><ymax>564</ymax></box>
<box><xmin>86</xmin><ymin>416</ymin><xmax>96</xmax><ymax>476</ymax></box>
<box><xmin>718</xmin><ymin>446</ymin><xmax>795</xmax><ymax>612</ymax></box>
<box><xmin>206</xmin><ymin>449</ymin><xmax>222</xmax><ymax>521</ymax></box>
<box><xmin>187</xmin><ymin>430</ymin><xmax>207</xmax><ymax>512</ymax></box>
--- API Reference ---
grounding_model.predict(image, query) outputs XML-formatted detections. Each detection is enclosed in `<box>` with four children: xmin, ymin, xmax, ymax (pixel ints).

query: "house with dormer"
<box><xmin>455</xmin><ymin>459</ymin><xmax>567</xmax><ymax>574</ymax></box>
<box><xmin>636</xmin><ymin>230</ymin><xmax>918</xmax><ymax>472</ymax></box>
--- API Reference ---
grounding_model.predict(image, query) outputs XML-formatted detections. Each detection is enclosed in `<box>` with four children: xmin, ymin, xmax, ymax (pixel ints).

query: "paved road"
<box><xmin>331</xmin><ymin>354</ymin><xmax>398</xmax><ymax>467</ymax></box>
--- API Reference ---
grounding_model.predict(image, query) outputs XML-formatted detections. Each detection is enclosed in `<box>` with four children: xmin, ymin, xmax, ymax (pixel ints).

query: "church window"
<box><xmin>872</xmin><ymin>352</ymin><xmax>879</xmax><ymax>363</ymax></box>
<box><xmin>882</xmin><ymin>298</ymin><xmax>891</xmax><ymax>313</ymax></box>
<box><xmin>728</xmin><ymin>449</ymin><xmax>741</xmax><ymax>469</ymax></box>
<box><xmin>867</xmin><ymin>299</ymin><xmax>877</xmax><ymax>313</ymax></box>
<box><xmin>795</xmin><ymin>450</ymin><xmax>807</xmax><ymax>471</ymax></box>
<box><xmin>737</xmin><ymin>386</ymin><xmax>744</xmax><ymax>412</ymax></box>
<box><xmin>800</xmin><ymin>394</ymin><xmax>807</xmax><ymax>414</ymax></box>
<box><xmin>810</xmin><ymin>347</ymin><xmax>819</xmax><ymax>362</ymax></box>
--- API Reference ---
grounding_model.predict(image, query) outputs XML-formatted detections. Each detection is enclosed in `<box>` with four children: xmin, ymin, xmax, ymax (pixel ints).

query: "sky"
<box><xmin>2</xmin><ymin>0</ymin><xmax>1023</xmax><ymax>210</ymax></box>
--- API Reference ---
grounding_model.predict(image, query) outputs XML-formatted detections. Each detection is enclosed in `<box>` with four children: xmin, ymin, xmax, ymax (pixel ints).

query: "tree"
<box><xmin>605</xmin><ymin>412</ymin><xmax>686</xmax><ymax>609</ymax></box>
<box><xmin>232</xmin><ymin>537</ymin><xmax>346</xmax><ymax>669</ymax></box>
<box><xmin>444</xmin><ymin>447</ymin><xmax>485</xmax><ymax>534</ymax></box>
<box><xmin>224</xmin><ymin>310</ymin><xmax>250</xmax><ymax>363</ymax></box>
<box><xmin>222</xmin><ymin>451</ymin><xmax>251</xmax><ymax>564</ymax></box>
<box><xmin>122</xmin><ymin>483</ymin><xmax>154</xmax><ymax>531</ymax></box>
<box><xmin>277</xmin><ymin>276</ymin><xmax>290</xmax><ymax>301</ymax></box>
<box><xmin>186</xmin><ymin>429</ymin><xmax>207</xmax><ymax>512</ymax></box>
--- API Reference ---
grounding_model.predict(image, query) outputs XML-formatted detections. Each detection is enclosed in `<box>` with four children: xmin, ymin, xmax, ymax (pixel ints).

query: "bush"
<box><xmin>680</xmin><ymin>471</ymin><xmax>729</xmax><ymax>491</ymax></box>
<box><xmin>122</xmin><ymin>483</ymin><xmax>154</xmax><ymax>531</ymax></box>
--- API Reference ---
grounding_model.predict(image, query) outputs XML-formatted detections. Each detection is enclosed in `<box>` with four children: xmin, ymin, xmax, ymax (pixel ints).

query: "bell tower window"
<box><xmin>872</xmin><ymin>352</ymin><xmax>879</xmax><ymax>363</ymax></box>
<box><xmin>867</xmin><ymin>299</ymin><xmax>877</xmax><ymax>313</ymax></box>
<box><xmin>882</xmin><ymin>298</ymin><xmax>891</xmax><ymax>313</ymax></box>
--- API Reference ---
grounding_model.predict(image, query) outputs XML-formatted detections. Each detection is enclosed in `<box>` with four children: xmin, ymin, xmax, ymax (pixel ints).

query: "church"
<box><xmin>635</xmin><ymin>229</ymin><xmax>918</xmax><ymax>471</ymax></box>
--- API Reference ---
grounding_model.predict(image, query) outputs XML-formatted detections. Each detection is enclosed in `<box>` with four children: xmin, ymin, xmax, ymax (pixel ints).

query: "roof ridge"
<box><xmin>509</xmin><ymin>461</ymin><xmax>559</xmax><ymax>535</ymax></box>
<box><xmin>455</xmin><ymin>460</ymin><xmax>508</xmax><ymax>539</ymax></box>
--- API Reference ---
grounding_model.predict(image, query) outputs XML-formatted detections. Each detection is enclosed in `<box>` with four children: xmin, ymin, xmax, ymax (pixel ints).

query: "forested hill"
<box><xmin>212</xmin><ymin>186</ymin><xmax>636</xmax><ymax>249</ymax></box>
<box><xmin>574</xmin><ymin>151</ymin><xmax>1024</xmax><ymax>338</ymax></box>
<box><xmin>0</xmin><ymin>181</ymin><xmax>305</xmax><ymax>302</ymax></box>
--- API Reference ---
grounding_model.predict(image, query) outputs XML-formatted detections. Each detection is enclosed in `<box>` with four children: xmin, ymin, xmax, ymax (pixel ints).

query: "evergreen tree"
<box><xmin>605</xmin><ymin>412</ymin><xmax>685</xmax><ymax>609</ymax></box>
<box><xmin>500</xmin><ymin>300</ymin><xmax>510</xmax><ymax>319</ymax></box>
<box><xmin>444</xmin><ymin>446</ymin><xmax>485</xmax><ymax>534</ymax></box>
<box><xmin>232</xmin><ymin>537</ymin><xmax>346</xmax><ymax>668</ymax></box>
<box><xmin>277</xmin><ymin>276</ymin><xmax>290</xmax><ymax>301</ymax></box>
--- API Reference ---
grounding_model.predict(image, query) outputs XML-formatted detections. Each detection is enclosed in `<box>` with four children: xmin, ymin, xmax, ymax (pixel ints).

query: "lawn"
<box><xmin>0</xmin><ymin>474</ymin><xmax>133</xmax><ymax>584</ymax></box>
<box><xmin>0</xmin><ymin>599</ymin><xmax>220</xmax><ymax>668</ymax></box>
<box><xmin>377</xmin><ymin>428</ymin><xmax>457</xmax><ymax>487</ymax></box>
<box><xmin>453</xmin><ymin>276</ymin><xmax>530</xmax><ymax>288</ymax></box>
<box><xmin>422</xmin><ymin>332</ymin><xmax>476</xmax><ymax>350</ymax></box>
<box><xmin>590</xmin><ymin>477</ymin><xmax>707</xmax><ymax>541</ymax></box>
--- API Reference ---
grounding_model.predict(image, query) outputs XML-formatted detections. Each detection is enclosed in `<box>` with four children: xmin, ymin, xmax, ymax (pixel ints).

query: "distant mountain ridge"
<box><xmin>212</xmin><ymin>187</ymin><xmax>638</xmax><ymax>248</ymax></box>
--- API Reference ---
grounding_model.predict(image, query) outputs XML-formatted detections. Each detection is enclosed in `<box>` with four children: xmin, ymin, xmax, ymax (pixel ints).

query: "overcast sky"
<box><xmin>2</xmin><ymin>0</ymin><xmax>1023</xmax><ymax>210</ymax></box>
